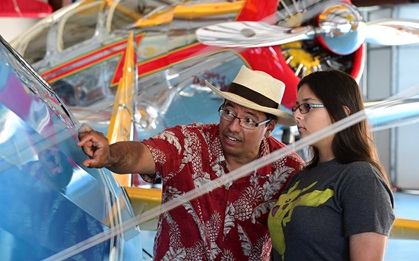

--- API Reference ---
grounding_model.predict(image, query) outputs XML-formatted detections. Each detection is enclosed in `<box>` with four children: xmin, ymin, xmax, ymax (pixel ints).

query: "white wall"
<box><xmin>0</xmin><ymin>17</ymin><xmax>41</xmax><ymax>43</ymax></box>
<box><xmin>394</xmin><ymin>32</ymin><xmax>419</xmax><ymax>188</ymax></box>
<box><xmin>363</xmin><ymin>4</ymin><xmax>419</xmax><ymax>189</ymax></box>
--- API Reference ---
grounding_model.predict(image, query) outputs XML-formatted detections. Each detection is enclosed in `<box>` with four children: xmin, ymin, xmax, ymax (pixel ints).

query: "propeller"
<box><xmin>196</xmin><ymin>21</ymin><xmax>316</xmax><ymax>48</ymax></box>
<box><xmin>196</xmin><ymin>3</ymin><xmax>419</xmax><ymax>55</ymax></box>
<box><xmin>365</xmin><ymin>19</ymin><xmax>419</xmax><ymax>45</ymax></box>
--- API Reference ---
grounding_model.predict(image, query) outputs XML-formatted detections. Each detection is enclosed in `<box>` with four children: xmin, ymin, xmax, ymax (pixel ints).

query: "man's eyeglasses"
<box><xmin>218</xmin><ymin>107</ymin><xmax>271</xmax><ymax>130</ymax></box>
<box><xmin>291</xmin><ymin>103</ymin><xmax>325</xmax><ymax>114</ymax></box>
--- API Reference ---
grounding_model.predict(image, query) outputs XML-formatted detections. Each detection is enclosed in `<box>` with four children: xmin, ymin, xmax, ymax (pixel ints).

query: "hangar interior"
<box><xmin>361</xmin><ymin>5</ymin><xmax>419</xmax><ymax>258</ymax></box>
<box><xmin>0</xmin><ymin>0</ymin><xmax>418</xmax><ymax>260</ymax></box>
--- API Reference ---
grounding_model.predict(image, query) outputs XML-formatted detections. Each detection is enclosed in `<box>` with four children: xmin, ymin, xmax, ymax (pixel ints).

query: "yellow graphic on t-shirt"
<box><xmin>269</xmin><ymin>181</ymin><xmax>334</xmax><ymax>258</ymax></box>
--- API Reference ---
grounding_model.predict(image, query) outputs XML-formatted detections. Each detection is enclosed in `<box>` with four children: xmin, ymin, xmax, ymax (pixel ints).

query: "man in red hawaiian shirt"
<box><xmin>78</xmin><ymin>66</ymin><xmax>305</xmax><ymax>260</ymax></box>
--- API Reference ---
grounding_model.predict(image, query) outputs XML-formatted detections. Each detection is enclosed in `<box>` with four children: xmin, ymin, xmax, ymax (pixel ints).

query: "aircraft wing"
<box><xmin>0</xmin><ymin>35</ymin><xmax>142</xmax><ymax>260</ymax></box>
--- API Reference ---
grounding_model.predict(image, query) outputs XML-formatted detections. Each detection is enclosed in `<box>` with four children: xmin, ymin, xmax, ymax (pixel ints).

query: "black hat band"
<box><xmin>228</xmin><ymin>82</ymin><xmax>279</xmax><ymax>109</ymax></box>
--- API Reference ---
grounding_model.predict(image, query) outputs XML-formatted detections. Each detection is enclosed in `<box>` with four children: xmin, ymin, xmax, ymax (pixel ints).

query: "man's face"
<box><xmin>219</xmin><ymin>101</ymin><xmax>275</xmax><ymax>162</ymax></box>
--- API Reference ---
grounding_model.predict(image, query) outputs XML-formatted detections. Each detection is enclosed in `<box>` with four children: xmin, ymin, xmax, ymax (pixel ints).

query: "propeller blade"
<box><xmin>196</xmin><ymin>21</ymin><xmax>315</xmax><ymax>48</ymax></box>
<box><xmin>365</xmin><ymin>19</ymin><xmax>419</xmax><ymax>46</ymax></box>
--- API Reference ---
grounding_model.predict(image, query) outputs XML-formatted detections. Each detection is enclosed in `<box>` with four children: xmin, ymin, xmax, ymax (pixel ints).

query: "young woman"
<box><xmin>268</xmin><ymin>70</ymin><xmax>395</xmax><ymax>260</ymax></box>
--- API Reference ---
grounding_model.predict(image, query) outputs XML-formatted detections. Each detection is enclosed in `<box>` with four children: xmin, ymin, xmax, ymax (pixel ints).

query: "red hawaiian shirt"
<box><xmin>141</xmin><ymin>123</ymin><xmax>304</xmax><ymax>261</ymax></box>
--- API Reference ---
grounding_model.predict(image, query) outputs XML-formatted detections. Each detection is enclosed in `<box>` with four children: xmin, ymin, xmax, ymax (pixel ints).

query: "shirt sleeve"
<box><xmin>140</xmin><ymin>125</ymin><xmax>187</xmax><ymax>182</ymax></box>
<box><xmin>341</xmin><ymin>163</ymin><xmax>395</xmax><ymax>237</ymax></box>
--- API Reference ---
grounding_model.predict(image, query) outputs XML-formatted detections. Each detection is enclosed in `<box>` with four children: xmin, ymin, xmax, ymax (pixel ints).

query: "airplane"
<box><xmin>196</xmin><ymin>1</ymin><xmax>419</xmax><ymax>61</ymax></box>
<box><xmin>8</xmin><ymin>0</ymin><xmax>418</xmax><ymax>135</ymax></box>
<box><xmin>4</xmin><ymin>0</ymin><xmax>370</xmax><ymax>136</ymax></box>
<box><xmin>0</xmin><ymin>35</ymin><xmax>144</xmax><ymax>260</ymax></box>
<box><xmin>9</xmin><ymin>0</ymin><xmax>419</xmax><ymax>186</ymax></box>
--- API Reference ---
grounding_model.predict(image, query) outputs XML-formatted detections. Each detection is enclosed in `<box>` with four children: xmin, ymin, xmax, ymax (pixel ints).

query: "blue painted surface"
<box><xmin>0</xmin><ymin>36</ymin><xmax>143</xmax><ymax>260</ymax></box>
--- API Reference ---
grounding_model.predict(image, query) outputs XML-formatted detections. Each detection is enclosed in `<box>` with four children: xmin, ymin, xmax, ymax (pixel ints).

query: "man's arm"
<box><xmin>77</xmin><ymin>126</ymin><xmax>156</xmax><ymax>175</ymax></box>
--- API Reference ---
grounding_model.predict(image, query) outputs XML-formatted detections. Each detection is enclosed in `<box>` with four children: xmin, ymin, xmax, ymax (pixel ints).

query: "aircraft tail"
<box><xmin>107</xmin><ymin>31</ymin><xmax>137</xmax><ymax>187</ymax></box>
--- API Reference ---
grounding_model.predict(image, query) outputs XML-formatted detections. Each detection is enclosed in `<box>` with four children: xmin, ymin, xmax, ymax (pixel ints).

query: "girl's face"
<box><xmin>293</xmin><ymin>84</ymin><xmax>334</xmax><ymax>150</ymax></box>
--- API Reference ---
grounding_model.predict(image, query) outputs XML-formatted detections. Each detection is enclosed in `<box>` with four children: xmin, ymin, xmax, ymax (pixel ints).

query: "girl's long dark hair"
<box><xmin>298</xmin><ymin>70</ymin><xmax>390</xmax><ymax>186</ymax></box>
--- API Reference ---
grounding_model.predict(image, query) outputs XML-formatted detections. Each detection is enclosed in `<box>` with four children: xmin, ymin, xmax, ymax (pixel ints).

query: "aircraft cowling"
<box><xmin>239</xmin><ymin>46</ymin><xmax>300</xmax><ymax>110</ymax></box>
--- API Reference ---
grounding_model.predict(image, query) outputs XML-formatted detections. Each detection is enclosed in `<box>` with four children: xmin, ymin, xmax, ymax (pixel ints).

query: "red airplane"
<box><xmin>11</xmin><ymin>0</ymin><xmax>413</xmax><ymax>134</ymax></box>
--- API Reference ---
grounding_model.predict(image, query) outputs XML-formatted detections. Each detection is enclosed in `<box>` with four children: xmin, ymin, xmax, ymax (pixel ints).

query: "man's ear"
<box><xmin>265</xmin><ymin>119</ymin><xmax>277</xmax><ymax>138</ymax></box>
<box><xmin>343</xmin><ymin>105</ymin><xmax>351</xmax><ymax>116</ymax></box>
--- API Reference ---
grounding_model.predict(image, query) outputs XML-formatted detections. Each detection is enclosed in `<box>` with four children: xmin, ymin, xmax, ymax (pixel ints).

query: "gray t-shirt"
<box><xmin>268</xmin><ymin>160</ymin><xmax>395</xmax><ymax>261</ymax></box>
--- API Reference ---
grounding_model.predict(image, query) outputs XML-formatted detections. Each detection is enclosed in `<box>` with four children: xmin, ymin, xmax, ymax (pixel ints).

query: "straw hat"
<box><xmin>206</xmin><ymin>65</ymin><xmax>296</xmax><ymax>126</ymax></box>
